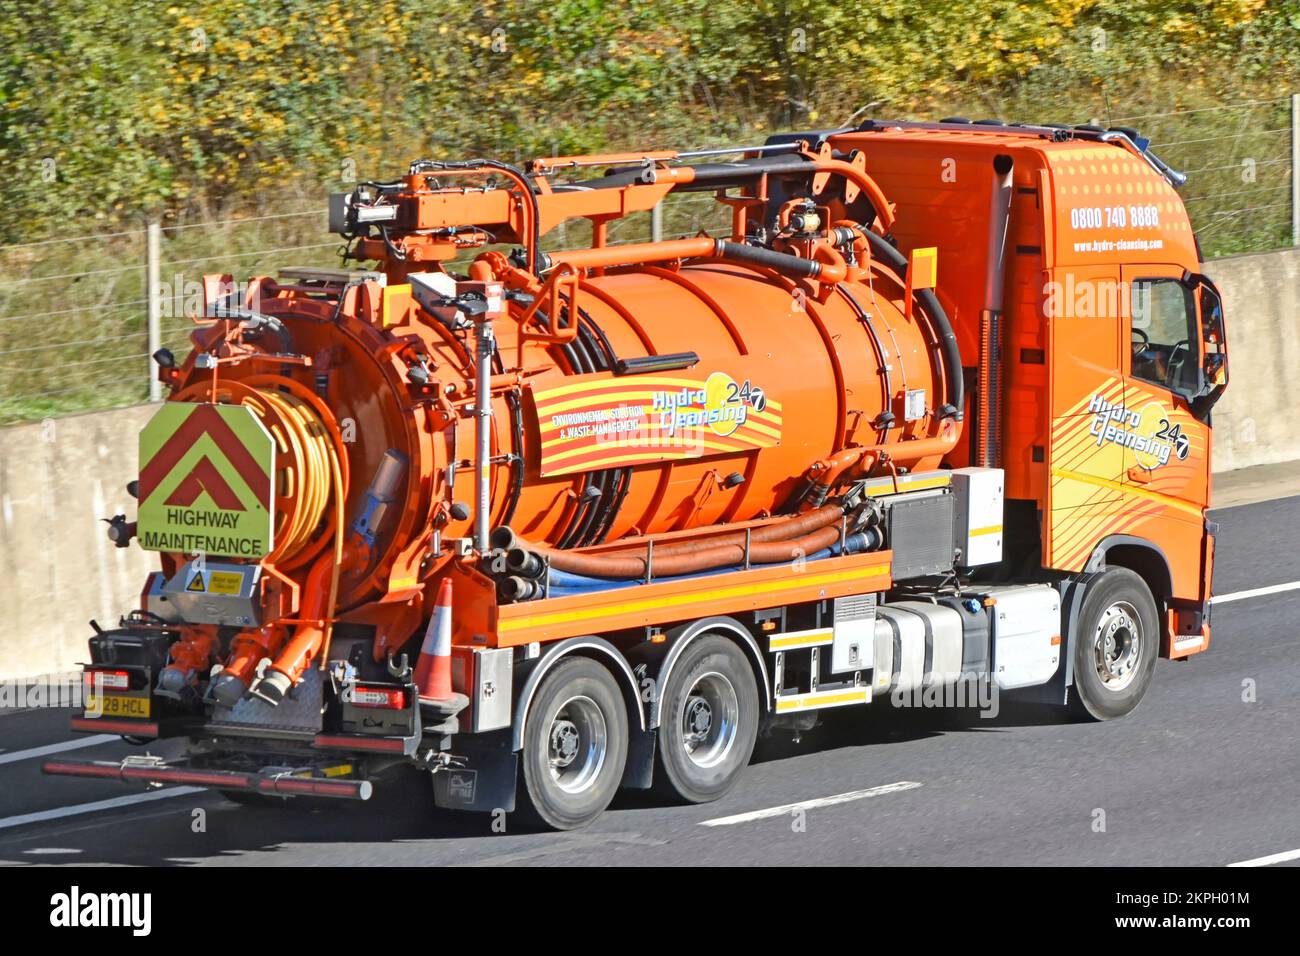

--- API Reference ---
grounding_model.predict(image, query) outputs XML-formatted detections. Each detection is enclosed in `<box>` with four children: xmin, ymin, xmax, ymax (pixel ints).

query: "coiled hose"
<box><xmin>201</xmin><ymin>387</ymin><xmax>347</xmax><ymax>706</ymax></box>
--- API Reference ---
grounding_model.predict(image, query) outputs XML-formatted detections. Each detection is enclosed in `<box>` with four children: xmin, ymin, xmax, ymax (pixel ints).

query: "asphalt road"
<box><xmin>0</xmin><ymin>495</ymin><xmax>1296</xmax><ymax>867</ymax></box>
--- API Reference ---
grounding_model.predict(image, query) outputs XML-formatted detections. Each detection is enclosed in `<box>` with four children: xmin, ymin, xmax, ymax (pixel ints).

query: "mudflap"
<box><xmin>433</xmin><ymin>732</ymin><xmax>517</xmax><ymax>813</ymax></box>
<box><xmin>621</xmin><ymin>727</ymin><xmax>656</xmax><ymax>790</ymax></box>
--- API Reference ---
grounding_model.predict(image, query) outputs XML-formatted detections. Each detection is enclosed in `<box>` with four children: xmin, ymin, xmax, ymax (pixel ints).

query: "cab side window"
<box><xmin>1130</xmin><ymin>278</ymin><xmax>1198</xmax><ymax>394</ymax></box>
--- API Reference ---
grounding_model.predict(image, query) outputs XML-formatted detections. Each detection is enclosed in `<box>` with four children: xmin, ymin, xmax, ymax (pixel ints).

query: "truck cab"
<box><xmin>832</xmin><ymin>120</ymin><xmax>1227</xmax><ymax>660</ymax></box>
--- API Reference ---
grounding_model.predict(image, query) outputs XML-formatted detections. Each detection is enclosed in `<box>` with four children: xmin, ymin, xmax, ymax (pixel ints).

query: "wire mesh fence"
<box><xmin>0</xmin><ymin>97</ymin><xmax>1295</xmax><ymax>426</ymax></box>
<box><xmin>1120</xmin><ymin>96</ymin><xmax>1296</xmax><ymax>258</ymax></box>
<box><xmin>0</xmin><ymin>209</ymin><xmax>333</xmax><ymax>424</ymax></box>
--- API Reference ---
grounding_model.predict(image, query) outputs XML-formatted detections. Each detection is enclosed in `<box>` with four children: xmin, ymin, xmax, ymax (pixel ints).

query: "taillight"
<box><xmin>84</xmin><ymin>668</ymin><xmax>131</xmax><ymax>691</ymax></box>
<box><xmin>347</xmin><ymin>684</ymin><xmax>407</xmax><ymax>709</ymax></box>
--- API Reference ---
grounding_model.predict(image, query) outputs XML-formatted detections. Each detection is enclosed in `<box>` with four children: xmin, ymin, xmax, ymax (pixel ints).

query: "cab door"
<box><xmin>1119</xmin><ymin>264</ymin><xmax>1210</xmax><ymax>514</ymax></box>
<box><xmin>1044</xmin><ymin>264</ymin><xmax>1127</xmax><ymax>570</ymax></box>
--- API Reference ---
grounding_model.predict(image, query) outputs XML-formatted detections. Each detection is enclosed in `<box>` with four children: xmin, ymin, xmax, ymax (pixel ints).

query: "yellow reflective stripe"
<box><xmin>499</xmin><ymin>565</ymin><xmax>889</xmax><ymax>633</ymax></box>
<box><xmin>861</xmin><ymin>474</ymin><xmax>951</xmax><ymax>496</ymax></box>
<box><xmin>774</xmin><ymin>688</ymin><xmax>871</xmax><ymax>712</ymax></box>
<box><xmin>969</xmin><ymin>524</ymin><xmax>1003</xmax><ymax>537</ymax></box>
<box><xmin>769</xmin><ymin>627</ymin><xmax>833</xmax><ymax>650</ymax></box>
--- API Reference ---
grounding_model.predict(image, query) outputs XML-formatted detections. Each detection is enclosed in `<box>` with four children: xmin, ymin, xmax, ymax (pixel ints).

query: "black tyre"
<box><xmin>654</xmin><ymin>635</ymin><xmax>759</xmax><ymax>803</ymax></box>
<box><xmin>518</xmin><ymin>657</ymin><xmax>628</xmax><ymax>830</ymax></box>
<box><xmin>1069</xmin><ymin>567</ymin><xmax>1159</xmax><ymax>721</ymax></box>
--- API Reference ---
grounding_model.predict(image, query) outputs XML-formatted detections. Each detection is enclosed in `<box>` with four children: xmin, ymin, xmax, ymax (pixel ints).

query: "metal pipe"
<box><xmin>474</xmin><ymin>317</ymin><xmax>495</xmax><ymax>551</ymax></box>
<box><xmin>515</xmin><ymin>523</ymin><xmax>845</xmax><ymax>580</ymax></box>
<box><xmin>528</xmin><ymin>530</ymin><xmax>881</xmax><ymax>599</ymax></box>
<box><xmin>1292</xmin><ymin>93</ymin><xmax>1299</xmax><ymax>248</ymax></box>
<box><xmin>978</xmin><ymin>154</ymin><xmax>1015</xmax><ymax>468</ymax></box>
<box><xmin>42</xmin><ymin>759</ymin><xmax>374</xmax><ymax>800</ymax></box>
<box><xmin>499</xmin><ymin>502</ymin><xmax>844</xmax><ymax>578</ymax></box>
<box><xmin>677</xmin><ymin>142</ymin><xmax>803</xmax><ymax>159</ymax></box>
<box><xmin>551</xmin><ymin>235</ymin><xmax>847</xmax><ymax>283</ymax></box>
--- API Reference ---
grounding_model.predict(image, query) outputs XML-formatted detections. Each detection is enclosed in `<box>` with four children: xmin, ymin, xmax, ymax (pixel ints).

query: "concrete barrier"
<box><xmin>1204</xmin><ymin>248</ymin><xmax>1300</xmax><ymax>473</ymax></box>
<box><xmin>1</xmin><ymin>248</ymin><xmax>1298</xmax><ymax>678</ymax></box>
<box><xmin>0</xmin><ymin>404</ymin><xmax>160</xmax><ymax>679</ymax></box>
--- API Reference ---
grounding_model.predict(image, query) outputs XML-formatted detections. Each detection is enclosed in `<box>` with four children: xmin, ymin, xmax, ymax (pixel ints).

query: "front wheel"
<box><xmin>518</xmin><ymin>657</ymin><xmax>628</xmax><ymax>830</ymax></box>
<box><xmin>654</xmin><ymin>635</ymin><xmax>759</xmax><ymax>803</ymax></box>
<box><xmin>1070</xmin><ymin>567</ymin><xmax>1159</xmax><ymax>721</ymax></box>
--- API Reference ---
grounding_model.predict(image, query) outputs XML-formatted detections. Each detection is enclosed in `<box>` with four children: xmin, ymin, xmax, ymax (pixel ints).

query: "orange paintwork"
<box><xmin>490</xmin><ymin>549</ymin><xmax>893</xmax><ymax>647</ymax></box>
<box><xmin>149</xmin><ymin>124</ymin><xmax>1219</xmax><ymax>672</ymax></box>
<box><xmin>827</xmin><ymin>126</ymin><xmax>1216</xmax><ymax>655</ymax></box>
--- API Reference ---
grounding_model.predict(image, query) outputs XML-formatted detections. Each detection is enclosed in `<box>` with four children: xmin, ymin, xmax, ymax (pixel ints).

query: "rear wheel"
<box><xmin>518</xmin><ymin>657</ymin><xmax>628</xmax><ymax>830</ymax></box>
<box><xmin>1070</xmin><ymin>567</ymin><xmax>1159</xmax><ymax>720</ymax></box>
<box><xmin>654</xmin><ymin>635</ymin><xmax>759</xmax><ymax>803</ymax></box>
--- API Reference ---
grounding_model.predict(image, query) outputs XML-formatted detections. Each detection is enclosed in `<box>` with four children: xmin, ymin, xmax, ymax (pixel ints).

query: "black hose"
<box><xmin>553</xmin><ymin>301</ymin><xmax>623</xmax><ymax>548</ymax></box>
<box><xmin>565</xmin><ymin>325</ymin><xmax>611</xmax><ymax>548</ymax></box>
<box><xmin>223</xmin><ymin>308</ymin><xmax>294</xmax><ymax>353</ymax></box>
<box><xmin>408</xmin><ymin>158</ymin><xmax>542</xmax><ymax>274</ymax></box>
<box><xmin>571</xmin><ymin>309</ymin><xmax>621</xmax><ymax>546</ymax></box>
<box><xmin>554</xmin><ymin>321</ymin><xmax>598</xmax><ymax>550</ymax></box>
<box><xmin>568</xmin><ymin>153</ymin><xmax>814</xmax><ymax>193</ymax></box>
<box><xmin>487</xmin><ymin>345</ymin><xmax>525</xmax><ymax>529</ymax></box>
<box><xmin>835</xmin><ymin>284</ymin><xmax>892</xmax><ymax>444</ymax></box>
<box><xmin>713</xmin><ymin>239</ymin><xmax>824</xmax><ymax>280</ymax></box>
<box><xmin>858</xmin><ymin>228</ymin><xmax>964</xmax><ymax>421</ymax></box>
<box><xmin>591</xmin><ymin>466</ymin><xmax>630</xmax><ymax>544</ymax></box>
<box><xmin>501</xmin><ymin>389</ymin><xmax>525</xmax><ymax>527</ymax></box>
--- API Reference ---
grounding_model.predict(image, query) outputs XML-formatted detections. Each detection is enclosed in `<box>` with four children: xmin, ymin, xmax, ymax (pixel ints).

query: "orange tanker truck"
<box><xmin>45</xmin><ymin>119</ymin><xmax>1229</xmax><ymax>829</ymax></box>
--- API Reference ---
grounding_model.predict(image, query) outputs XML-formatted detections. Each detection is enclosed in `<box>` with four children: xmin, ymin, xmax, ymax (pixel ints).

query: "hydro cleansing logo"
<box><xmin>1087</xmin><ymin>392</ymin><xmax>1188</xmax><ymax>469</ymax></box>
<box><xmin>49</xmin><ymin>886</ymin><xmax>152</xmax><ymax>937</ymax></box>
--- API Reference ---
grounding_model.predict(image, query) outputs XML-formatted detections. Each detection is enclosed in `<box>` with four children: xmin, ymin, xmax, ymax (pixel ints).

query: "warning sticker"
<box><xmin>529</xmin><ymin>372</ymin><xmax>782</xmax><ymax>477</ymax></box>
<box><xmin>208</xmin><ymin>570</ymin><xmax>245</xmax><ymax>594</ymax></box>
<box><xmin>183</xmin><ymin>569</ymin><xmax>245</xmax><ymax>594</ymax></box>
<box><xmin>137</xmin><ymin>403</ymin><xmax>276</xmax><ymax>558</ymax></box>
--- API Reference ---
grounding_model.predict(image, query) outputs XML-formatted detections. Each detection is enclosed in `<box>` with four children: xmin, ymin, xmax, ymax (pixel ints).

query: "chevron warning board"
<box><xmin>137</xmin><ymin>403</ymin><xmax>276</xmax><ymax>558</ymax></box>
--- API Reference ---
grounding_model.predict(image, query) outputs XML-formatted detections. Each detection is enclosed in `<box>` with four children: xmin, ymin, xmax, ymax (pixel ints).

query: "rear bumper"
<box><xmin>41</xmin><ymin>757</ymin><xmax>373</xmax><ymax>801</ymax></box>
<box><xmin>70</xmin><ymin>716</ymin><xmax>160</xmax><ymax>737</ymax></box>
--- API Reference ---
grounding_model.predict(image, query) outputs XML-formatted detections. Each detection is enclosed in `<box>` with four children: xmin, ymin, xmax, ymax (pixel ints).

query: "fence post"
<box><xmin>146</xmin><ymin>222</ymin><xmax>161</xmax><ymax>402</ymax></box>
<box><xmin>651</xmin><ymin>202</ymin><xmax>663</xmax><ymax>243</ymax></box>
<box><xmin>1291</xmin><ymin>92</ymin><xmax>1300</xmax><ymax>248</ymax></box>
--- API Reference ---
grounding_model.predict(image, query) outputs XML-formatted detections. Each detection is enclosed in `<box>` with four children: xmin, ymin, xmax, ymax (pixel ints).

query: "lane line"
<box><xmin>1228</xmin><ymin>847</ymin><xmax>1300</xmax><ymax>868</ymax></box>
<box><xmin>0</xmin><ymin>787</ymin><xmax>202</xmax><ymax>832</ymax></box>
<box><xmin>699</xmin><ymin>781</ymin><xmax>922</xmax><ymax>827</ymax></box>
<box><xmin>0</xmin><ymin>734</ymin><xmax>118</xmax><ymax>766</ymax></box>
<box><xmin>1212</xmin><ymin>581</ymin><xmax>1300</xmax><ymax>605</ymax></box>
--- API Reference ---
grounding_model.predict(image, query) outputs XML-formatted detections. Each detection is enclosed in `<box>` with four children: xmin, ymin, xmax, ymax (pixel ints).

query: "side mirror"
<box><xmin>1189</xmin><ymin>274</ymin><xmax>1228</xmax><ymax>417</ymax></box>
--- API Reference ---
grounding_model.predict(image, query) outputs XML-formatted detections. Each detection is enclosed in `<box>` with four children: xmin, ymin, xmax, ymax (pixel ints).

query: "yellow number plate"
<box><xmin>87</xmin><ymin>693</ymin><xmax>152</xmax><ymax>719</ymax></box>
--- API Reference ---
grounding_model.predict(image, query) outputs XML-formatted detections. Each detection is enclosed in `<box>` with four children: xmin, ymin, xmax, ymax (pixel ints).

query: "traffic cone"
<box><xmin>414</xmin><ymin>578</ymin><xmax>454</xmax><ymax>702</ymax></box>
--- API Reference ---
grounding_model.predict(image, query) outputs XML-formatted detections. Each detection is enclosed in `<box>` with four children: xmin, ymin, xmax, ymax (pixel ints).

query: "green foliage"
<box><xmin>1</xmin><ymin>0</ymin><xmax>1296</xmax><ymax>240</ymax></box>
<box><xmin>0</xmin><ymin>1</ymin><xmax>1298</xmax><ymax>424</ymax></box>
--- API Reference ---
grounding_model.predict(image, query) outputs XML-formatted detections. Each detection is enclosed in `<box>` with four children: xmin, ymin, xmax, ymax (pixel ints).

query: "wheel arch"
<box><xmin>1085</xmin><ymin>535</ymin><xmax>1174</xmax><ymax>654</ymax></box>
<box><xmin>510</xmin><ymin>635</ymin><xmax>646</xmax><ymax>753</ymax></box>
<box><xmin>648</xmin><ymin>615</ymin><xmax>771</xmax><ymax>729</ymax></box>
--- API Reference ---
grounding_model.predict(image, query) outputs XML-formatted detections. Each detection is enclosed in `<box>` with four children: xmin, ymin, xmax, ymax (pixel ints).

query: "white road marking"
<box><xmin>1212</xmin><ymin>581</ymin><xmax>1300</xmax><ymax>605</ymax></box>
<box><xmin>0</xmin><ymin>734</ymin><xmax>118</xmax><ymax>766</ymax></box>
<box><xmin>699</xmin><ymin>781</ymin><xmax>922</xmax><ymax>827</ymax></box>
<box><xmin>0</xmin><ymin>787</ymin><xmax>202</xmax><ymax>832</ymax></box>
<box><xmin>1228</xmin><ymin>847</ymin><xmax>1300</xmax><ymax>868</ymax></box>
<box><xmin>0</xmin><ymin>575</ymin><xmax>1288</xmax><ymax>840</ymax></box>
<box><xmin>22</xmin><ymin>848</ymin><xmax>82</xmax><ymax>855</ymax></box>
